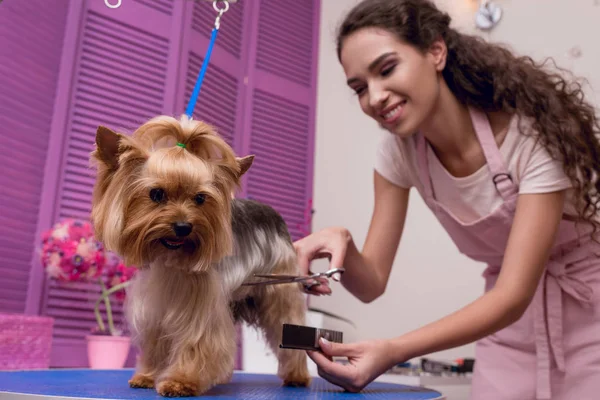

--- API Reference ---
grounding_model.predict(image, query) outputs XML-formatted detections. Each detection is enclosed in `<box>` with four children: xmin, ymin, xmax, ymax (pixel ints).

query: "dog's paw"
<box><xmin>283</xmin><ymin>373</ymin><xmax>311</xmax><ymax>387</ymax></box>
<box><xmin>129</xmin><ymin>373</ymin><xmax>155</xmax><ymax>389</ymax></box>
<box><xmin>156</xmin><ymin>380</ymin><xmax>199</xmax><ymax>397</ymax></box>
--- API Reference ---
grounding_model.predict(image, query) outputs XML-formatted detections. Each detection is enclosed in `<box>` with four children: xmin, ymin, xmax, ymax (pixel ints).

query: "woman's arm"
<box><xmin>294</xmin><ymin>170</ymin><xmax>410</xmax><ymax>302</ymax></box>
<box><xmin>339</xmin><ymin>171</ymin><xmax>411</xmax><ymax>302</ymax></box>
<box><xmin>388</xmin><ymin>189</ymin><xmax>566</xmax><ymax>360</ymax></box>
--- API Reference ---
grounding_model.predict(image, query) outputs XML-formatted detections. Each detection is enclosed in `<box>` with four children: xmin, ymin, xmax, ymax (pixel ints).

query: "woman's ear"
<box><xmin>428</xmin><ymin>38</ymin><xmax>448</xmax><ymax>71</ymax></box>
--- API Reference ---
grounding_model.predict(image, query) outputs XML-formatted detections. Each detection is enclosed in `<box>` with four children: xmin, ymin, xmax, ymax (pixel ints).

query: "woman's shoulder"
<box><xmin>374</xmin><ymin>132</ymin><xmax>419</xmax><ymax>189</ymax></box>
<box><xmin>497</xmin><ymin>112</ymin><xmax>573</xmax><ymax>194</ymax></box>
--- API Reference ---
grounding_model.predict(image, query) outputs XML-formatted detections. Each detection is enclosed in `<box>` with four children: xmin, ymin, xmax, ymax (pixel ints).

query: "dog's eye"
<box><xmin>149</xmin><ymin>188</ymin><xmax>166</xmax><ymax>203</ymax></box>
<box><xmin>195</xmin><ymin>193</ymin><xmax>206</xmax><ymax>205</ymax></box>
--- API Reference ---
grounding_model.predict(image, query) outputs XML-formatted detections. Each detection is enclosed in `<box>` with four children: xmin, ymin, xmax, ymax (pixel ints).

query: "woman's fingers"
<box><xmin>293</xmin><ymin>229</ymin><xmax>348</xmax><ymax>296</ymax></box>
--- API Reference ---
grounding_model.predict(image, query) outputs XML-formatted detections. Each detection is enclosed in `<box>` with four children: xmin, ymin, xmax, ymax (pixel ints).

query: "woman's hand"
<box><xmin>307</xmin><ymin>337</ymin><xmax>399</xmax><ymax>392</ymax></box>
<box><xmin>293</xmin><ymin>227</ymin><xmax>351</xmax><ymax>295</ymax></box>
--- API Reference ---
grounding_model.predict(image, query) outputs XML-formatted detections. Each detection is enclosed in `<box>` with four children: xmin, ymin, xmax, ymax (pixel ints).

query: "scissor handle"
<box><xmin>321</xmin><ymin>268</ymin><xmax>345</xmax><ymax>281</ymax></box>
<box><xmin>323</xmin><ymin>268</ymin><xmax>345</xmax><ymax>277</ymax></box>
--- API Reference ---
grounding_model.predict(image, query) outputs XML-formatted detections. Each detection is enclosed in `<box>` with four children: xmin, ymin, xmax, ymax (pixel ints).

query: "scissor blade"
<box><xmin>252</xmin><ymin>274</ymin><xmax>303</xmax><ymax>279</ymax></box>
<box><xmin>242</xmin><ymin>278</ymin><xmax>299</xmax><ymax>286</ymax></box>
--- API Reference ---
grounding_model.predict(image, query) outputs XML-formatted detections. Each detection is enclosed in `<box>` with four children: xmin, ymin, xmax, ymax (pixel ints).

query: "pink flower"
<box><xmin>40</xmin><ymin>219</ymin><xmax>106</xmax><ymax>283</ymax></box>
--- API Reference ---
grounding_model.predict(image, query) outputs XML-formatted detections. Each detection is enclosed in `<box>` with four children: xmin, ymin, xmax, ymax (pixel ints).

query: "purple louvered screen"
<box><xmin>35</xmin><ymin>0</ymin><xmax>183</xmax><ymax>367</ymax></box>
<box><xmin>241</xmin><ymin>0</ymin><xmax>320</xmax><ymax>241</ymax></box>
<box><xmin>0</xmin><ymin>0</ymin><xmax>70</xmax><ymax>314</ymax></box>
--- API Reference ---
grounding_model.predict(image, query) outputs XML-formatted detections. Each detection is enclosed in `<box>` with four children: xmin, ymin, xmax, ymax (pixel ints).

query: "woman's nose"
<box><xmin>368</xmin><ymin>85</ymin><xmax>390</xmax><ymax>110</ymax></box>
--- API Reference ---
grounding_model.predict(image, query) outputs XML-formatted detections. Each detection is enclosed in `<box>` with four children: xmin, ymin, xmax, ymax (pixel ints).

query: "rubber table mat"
<box><xmin>0</xmin><ymin>369</ymin><xmax>445</xmax><ymax>399</ymax></box>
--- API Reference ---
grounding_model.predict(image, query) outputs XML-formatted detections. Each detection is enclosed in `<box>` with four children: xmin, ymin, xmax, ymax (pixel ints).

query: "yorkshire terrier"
<box><xmin>90</xmin><ymin>115</ymin><xmax>311</xmax><ymax>397</ymax></box>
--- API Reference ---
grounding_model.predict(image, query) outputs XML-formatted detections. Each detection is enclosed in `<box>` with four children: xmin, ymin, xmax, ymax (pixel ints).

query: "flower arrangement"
<box><xmin>40</xmin><ymin>218</ymin><xmax>137</xmax><ymax>336</ymax></box>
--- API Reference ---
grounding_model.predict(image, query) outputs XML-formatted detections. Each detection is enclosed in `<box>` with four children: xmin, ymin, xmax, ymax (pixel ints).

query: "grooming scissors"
<box><xmin>242</xmin><ymin>267</ymin><xmax>345</xmax><ymax>288</ymax></box>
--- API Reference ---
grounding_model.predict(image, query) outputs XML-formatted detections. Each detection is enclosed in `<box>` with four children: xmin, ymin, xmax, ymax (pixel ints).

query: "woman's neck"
<box><xmin>419</xmin><ymin>81</ymin><xmax>476</xmax><ymax>161</ymax></box>
<box><xmin>417</xmin><ymin>81</ymin><xmax>512</xmax><ymax>178</ymax></box>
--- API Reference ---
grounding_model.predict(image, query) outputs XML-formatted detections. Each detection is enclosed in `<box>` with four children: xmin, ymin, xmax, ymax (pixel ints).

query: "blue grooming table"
<box><xmin>0</xmin><ymin>369</ymin><xmax>445</xmax><ymax>399</ymax></box>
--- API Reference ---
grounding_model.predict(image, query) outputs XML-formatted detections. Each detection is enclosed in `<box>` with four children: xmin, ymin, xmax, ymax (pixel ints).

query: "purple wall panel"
<box><xmin>0</xmin><ymin>0</ymin><xmax>69</xmax><ymax>315</ymax></box>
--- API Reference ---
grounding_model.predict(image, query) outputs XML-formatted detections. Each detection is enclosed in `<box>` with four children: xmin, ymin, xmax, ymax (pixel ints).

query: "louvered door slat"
<box><xmin>251</xmin><ymin>119</ymin><xmax>310</xmax><ymax>151</ymax></box>
<box><xmin>251</xmin><ymin>109</ymin><xmax>311</xmax><ymax>137</ymax></box>
<box><xmin>0</xmin><ymin>299</ymin><xmax>26</xmax><ymax>314</ymax></box>
<box><xmin>1</xmin><ymin>165</ymin><xmax>48</xmax><ymax>191</ymax></box>
<box><xmin>253</xmin><ymin>92</ymin><xmax>312</xmax><ymax>123</ymax></box>
<box><xmin>250</xmin><ymin>140</ymin><xmax>308</xmax><ymax>166</ymax></box>
<box><xmin>0</xmin><ymin>121</ymin><xmax>54</xmax><ymax>153</ymax></box>
<box><xmin>0</xmin><ymin>228</ymin><xmax>35</xmax><ymax>246</ymax></box>
<box><xmin>0</xmin><ymin>266</ymin><xmax>30</xmax><ymax>284</ymax></box>
<box><xmin>133</xmin><ymin>0</ymin><xmax>174</xmax><ymax>16</ymax></box>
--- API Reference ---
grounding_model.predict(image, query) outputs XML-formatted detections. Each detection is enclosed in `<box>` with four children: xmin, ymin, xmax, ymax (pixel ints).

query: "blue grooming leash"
<box><xmin>185</xmin><ymin>27</ymin><xmax>219</xmax><ymax>118</ymax></box>
<box><xmin>185</xmin><ymin>1</ymin><xmax>230</xmax><ymax>118</ymax></box>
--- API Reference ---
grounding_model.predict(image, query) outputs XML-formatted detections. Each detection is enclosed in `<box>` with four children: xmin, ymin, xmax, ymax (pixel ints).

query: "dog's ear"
<box><xmin>95</xmin><ymin>126</ymin><xmax>123</xmax><ymax>169</ymax></box>
<box><xmin>236</xmin><ymin>155</ymin><xmax>254</xmax><ymax>177</ymax></box>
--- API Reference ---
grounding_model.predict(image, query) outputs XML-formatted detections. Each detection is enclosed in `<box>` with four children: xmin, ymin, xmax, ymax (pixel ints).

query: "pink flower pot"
<box><xmin>86</xmin><ymin>335</ymin><xmax>131</xmax><ymax>369</ymax></box>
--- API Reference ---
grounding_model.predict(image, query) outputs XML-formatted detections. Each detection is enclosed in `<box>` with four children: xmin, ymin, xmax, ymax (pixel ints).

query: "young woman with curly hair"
<box><xmin>293</xmin><ymin>1</ymin><xmax>600</xmax><ymax>398</ymax></box>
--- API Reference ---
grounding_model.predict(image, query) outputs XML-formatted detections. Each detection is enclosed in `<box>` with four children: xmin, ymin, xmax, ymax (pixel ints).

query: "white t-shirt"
<box><xmin>374</xmin><ymin>115</ymin><xmax>575</xmax><ymax>224</ymax></box>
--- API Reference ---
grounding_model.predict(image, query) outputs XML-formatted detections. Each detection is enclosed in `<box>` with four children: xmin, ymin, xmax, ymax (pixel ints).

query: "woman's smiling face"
<box><xmin>339</xmin><ymin>27</ymin><xmax>446</xmax><ymax>137</ymax></box>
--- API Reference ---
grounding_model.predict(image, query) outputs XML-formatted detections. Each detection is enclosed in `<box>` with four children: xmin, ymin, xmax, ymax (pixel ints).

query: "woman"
<box><xmin>293</xmin><ymin>0</ymin><xmax>600</xmax><ymax>398</ymax></box>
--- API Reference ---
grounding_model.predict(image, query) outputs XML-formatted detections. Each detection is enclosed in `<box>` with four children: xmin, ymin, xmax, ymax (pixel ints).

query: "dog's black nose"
<box><xmin>172</xmin><ymin>222</ymin><xmax>193</xmax><ymax>237</ymax></box>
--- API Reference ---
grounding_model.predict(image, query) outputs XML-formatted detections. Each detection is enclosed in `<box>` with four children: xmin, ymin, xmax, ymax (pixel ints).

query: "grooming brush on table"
<box><xmin>280</xmin><ymin>324</ymin><xmax>344</xmax><ymax>351</ymax></box>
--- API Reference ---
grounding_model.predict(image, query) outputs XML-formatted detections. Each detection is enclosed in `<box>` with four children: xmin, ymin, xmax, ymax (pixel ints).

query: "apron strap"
<box><xmin>533</xmin><ymin>260</ymin><xmax>595</xmax><ymax>399</ymax></box>
<box><xmin>469</xmin><ymin>107</ymin><xmax>518</xmax><ymax>200</ymax></box>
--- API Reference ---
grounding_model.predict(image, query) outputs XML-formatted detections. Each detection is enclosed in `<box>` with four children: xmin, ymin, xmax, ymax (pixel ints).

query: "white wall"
<box><xmin>310</xmin><ymin>0</ymin><xmax>600</xmax><ymax>365</ymax></box>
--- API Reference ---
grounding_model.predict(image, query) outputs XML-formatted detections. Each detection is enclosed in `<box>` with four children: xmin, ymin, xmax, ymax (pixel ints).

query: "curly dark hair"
<box><xmin>337</xmin><ymin>0</ymin><xmax>600</xmax><ymax>235</ymax></box>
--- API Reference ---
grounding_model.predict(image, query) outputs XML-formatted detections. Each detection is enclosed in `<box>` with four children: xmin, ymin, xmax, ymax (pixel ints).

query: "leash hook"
<box><xmin>104</xmin><ymin>0</ymin><xmax>122</xmax><ymax>9</ymax></box>
<box><xmin>213</xmin><ymin>0</ymin><xmax>229</xmax><ymax>30</ymax></box>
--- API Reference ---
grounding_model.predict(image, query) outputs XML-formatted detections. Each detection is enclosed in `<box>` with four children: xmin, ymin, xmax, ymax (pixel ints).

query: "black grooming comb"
<box><xmin>279</xmin><ymin>323</ymin><xmax>343</xmax><ymax>351</ymax></box>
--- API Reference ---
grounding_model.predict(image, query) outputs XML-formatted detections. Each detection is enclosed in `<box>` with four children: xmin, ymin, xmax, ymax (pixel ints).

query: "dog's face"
<box><xmin>90</xmin><ymin>115</ymin><xmax>254</xmax><ymax>273</ymax></box>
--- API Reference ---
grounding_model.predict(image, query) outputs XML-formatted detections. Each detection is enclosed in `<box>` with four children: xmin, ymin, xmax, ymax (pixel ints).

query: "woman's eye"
<box><xmin>195</xmin><ymin>193</ymin><xmax>206</xmax><ymax>205</ymax></box>
<box><xmin>381</xmin><ymin>64</ymin><xmax>396</xmax><ymax>77</ymax></box>
<box><xmin>149</xmin><ymin>188</ymin><xmax>166</xmax><ymax>203</ymax></box>
<box><xmin>354</xmin><ymin>86</ymin><xmax>366</xmax><ymax>96</ymax></box>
